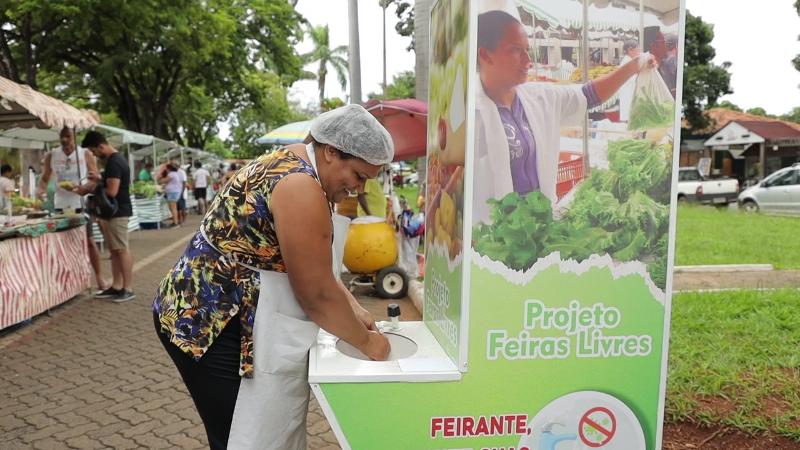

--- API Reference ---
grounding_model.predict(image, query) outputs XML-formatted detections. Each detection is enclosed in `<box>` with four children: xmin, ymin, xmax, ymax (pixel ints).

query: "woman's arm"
<box><xmin>271</xmin><ymin>172</ymin><xmax>389</xmax><ymax>360</ymax></box>
<box><xmin>592</xmin><ymin>55</ymin><xmax>654</xmax><ymax>103</ymax></box>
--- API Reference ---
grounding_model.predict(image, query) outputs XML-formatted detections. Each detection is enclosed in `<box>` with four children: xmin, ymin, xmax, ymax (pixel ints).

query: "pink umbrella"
<box><xmin>364</xmin><ymin>99</ymin><xmax>427</xmax><ymax>162</ymax></box>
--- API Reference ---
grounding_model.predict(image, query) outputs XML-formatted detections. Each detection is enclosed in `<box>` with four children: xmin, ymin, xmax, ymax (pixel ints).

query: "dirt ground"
<box><xmin>663</xmin><ymin>422</ymin><xmax>800</xmax><ymax>450</ymax></box>
<box><xmin>664</xmin><ymin>269</ymin><xmax>800</xmax><ymax>448</ymax></box>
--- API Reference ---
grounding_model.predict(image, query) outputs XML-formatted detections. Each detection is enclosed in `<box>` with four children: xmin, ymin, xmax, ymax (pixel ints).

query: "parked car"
<box><xmin>738</xmin><ymin>163</ymin><xmax>800</xmax><ymax>214</ymax></box>
<box><xmin>677</xmin><ymin>167</ymin><xmax>739</xmax><ymax>205</ymax></box>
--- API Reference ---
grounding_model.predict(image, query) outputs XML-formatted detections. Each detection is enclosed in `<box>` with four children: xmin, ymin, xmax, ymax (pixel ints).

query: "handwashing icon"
<box><xmin>539</xmin><ymin>422</ymin><xmax>577</xmax><ymax>450</ymax></box>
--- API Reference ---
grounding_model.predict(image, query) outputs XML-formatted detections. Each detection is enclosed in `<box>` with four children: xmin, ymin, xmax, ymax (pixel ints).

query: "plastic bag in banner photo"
<box><xmin>627</xmin><ymin>65</ymin><xmax>675</xmax><ymax>131</ymax></box>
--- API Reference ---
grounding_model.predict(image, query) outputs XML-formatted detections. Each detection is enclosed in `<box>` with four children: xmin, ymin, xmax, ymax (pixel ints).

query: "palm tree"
<box><xmin>301</xmin><ymin>25</ymin><xmax>349</xmax><ymax>107</ymax></box>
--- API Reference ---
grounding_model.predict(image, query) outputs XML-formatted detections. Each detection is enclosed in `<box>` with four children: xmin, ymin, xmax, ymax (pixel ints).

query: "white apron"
<box><xmin>226</xmin><ymin>144</ymin><xmax>330</xmax><ymax>450</ymax></box>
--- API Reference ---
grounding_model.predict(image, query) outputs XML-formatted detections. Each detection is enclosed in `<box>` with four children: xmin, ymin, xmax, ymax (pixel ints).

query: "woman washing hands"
<box><xmin>153</xmin><ymin>104</ymin><xmax>393</xmax><ymax>449</ymax></box>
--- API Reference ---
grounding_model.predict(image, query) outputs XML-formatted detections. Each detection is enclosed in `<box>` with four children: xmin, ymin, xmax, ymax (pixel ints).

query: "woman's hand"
<box><xmin>636</xmin><ymin>53</ymin><xmax>657</xmax><ymax>72</ymax></box>
<box><xmin>359</xmin><ymin>331</ymin><xmax>390</xmax><ymax>361</ymax></box>
<box><xmin>352</xmin><ymin>303</ymin><xmax>378</xmax><ymax>331</ymax></box>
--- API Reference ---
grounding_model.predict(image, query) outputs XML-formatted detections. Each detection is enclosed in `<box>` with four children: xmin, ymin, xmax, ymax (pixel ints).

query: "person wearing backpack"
<box><xmin>82</xmin><ymin>131</ymin><xmax>135</xmax><ymax>303</ymax></box>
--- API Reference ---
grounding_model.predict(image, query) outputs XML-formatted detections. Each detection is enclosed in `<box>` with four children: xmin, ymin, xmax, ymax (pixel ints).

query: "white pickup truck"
<box><xmin>677</xmin><ymin>167</ymin><xmax>739</xmax><ymax>205</ymax></box>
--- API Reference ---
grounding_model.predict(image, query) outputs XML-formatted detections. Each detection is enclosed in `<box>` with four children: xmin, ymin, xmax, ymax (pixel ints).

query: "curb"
<box><xmin>674</xmin><ymin>264</ymin><xmax>773</xmax><ymax>273</ymax></box>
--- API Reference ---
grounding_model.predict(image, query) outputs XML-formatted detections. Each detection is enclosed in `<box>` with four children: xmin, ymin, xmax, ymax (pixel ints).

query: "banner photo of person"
<box><xmin>470</xmin><ymin>0</ymin><xmax>679</xmax><ymax>291</ymax></box>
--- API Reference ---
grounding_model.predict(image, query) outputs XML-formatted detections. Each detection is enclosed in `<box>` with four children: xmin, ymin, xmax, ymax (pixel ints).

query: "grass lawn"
<box><xmin>667</xmin><ymin>289</ymin><xmax>800</xmax><ymax>439</ymax></box>
<box><xmin>675</xmin><ymin>205</ymin><xmax>800</xmax><ymax>269</ymax></box>
<box><xmin>395</xmin><ymin>184</ymin><xmax>421</xmax><ymax>212</ymax></box>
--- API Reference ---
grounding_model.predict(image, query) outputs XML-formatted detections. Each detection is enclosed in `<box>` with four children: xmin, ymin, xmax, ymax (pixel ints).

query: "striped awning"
<box><xmin>255</xmin><ymin>120</ymin><xmax>312</xmax><ymax>145</ymax></box>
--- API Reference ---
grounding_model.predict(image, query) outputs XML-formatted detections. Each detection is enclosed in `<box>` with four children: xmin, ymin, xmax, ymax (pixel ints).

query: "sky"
<box><xmin>233</xmin><ymin>0</ymin><xmax>800</xmax><ymax>139</ymax></box>
<box><xmin>681</xmin><ymin>0</ymin><xmax>799</xmax><ymax>116</ymax></box>
<box><xmin>289</xmin><ymin>0</ymin><xmax>416</xmax><ymax>109</ymax></box>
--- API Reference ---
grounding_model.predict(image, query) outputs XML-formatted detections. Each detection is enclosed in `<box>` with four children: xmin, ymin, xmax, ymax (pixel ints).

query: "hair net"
<box><xmin>310</xmin><ymin>104</ymin><xmax>394</xmax><ymax>165</ymax></box>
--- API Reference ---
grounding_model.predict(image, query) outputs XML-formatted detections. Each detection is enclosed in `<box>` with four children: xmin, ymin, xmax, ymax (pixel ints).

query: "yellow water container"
<box><xmin>343</xmin><ymin>216</ymin><xmax>397</xmax><ymax>274</ymax></box>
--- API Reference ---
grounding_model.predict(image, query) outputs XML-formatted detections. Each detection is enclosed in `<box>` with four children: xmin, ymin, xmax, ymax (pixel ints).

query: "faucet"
<box><xmin>539</xmin><ymin>422</ymin><xmax>577</xmax><ymax>450</ymax></box>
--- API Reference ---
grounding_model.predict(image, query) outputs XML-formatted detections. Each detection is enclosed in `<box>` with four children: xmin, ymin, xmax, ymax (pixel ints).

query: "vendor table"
<box><xmin>0</xmin><ymin>217</ymin><xmax>91</xmax><ymax>329</ymax></box>
<box><xmin>134</xmin><ymin>197</ymin><xmax>171</xmax><ymax>228</ymax></box>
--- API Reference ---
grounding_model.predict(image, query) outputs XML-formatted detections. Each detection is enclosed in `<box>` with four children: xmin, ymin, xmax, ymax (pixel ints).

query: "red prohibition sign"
<box><xmin>578</xmin><ymin>406</ymin><xmax>617</xmax><ymax>448</ymax></box>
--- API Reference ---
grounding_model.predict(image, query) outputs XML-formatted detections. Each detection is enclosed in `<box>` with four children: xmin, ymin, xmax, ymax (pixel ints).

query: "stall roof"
<box><xmin>93</xmin><ymin>124</ymin><xmax>155</xmax><ymax>146</ymax></box>
<box><xmin>518</xmin><ymin>0</ymin><xmax>666</xmax><ymax>32</ymax></box>
<box><xmin>0</xmin><ymin>76</ymin><xmax>98</xmax><ymax>130</ymax></box>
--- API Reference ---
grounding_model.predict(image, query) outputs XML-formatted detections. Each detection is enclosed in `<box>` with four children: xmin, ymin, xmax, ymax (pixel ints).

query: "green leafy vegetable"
<box><xmin>472</xmin><ymin>139</ymin><xmax>672</xmax><ymax>287</ymax></box>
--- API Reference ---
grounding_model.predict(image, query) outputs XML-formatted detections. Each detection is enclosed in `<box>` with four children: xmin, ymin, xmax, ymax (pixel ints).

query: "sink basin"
<box><xmin>336</xmin><ymin>333</ymin><xmax>418</xmax><ymax>361</ymax></box>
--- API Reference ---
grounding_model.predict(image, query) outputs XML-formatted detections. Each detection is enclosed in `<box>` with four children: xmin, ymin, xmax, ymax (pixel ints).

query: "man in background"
<box><xmin>82</xmin><ymin>131</ymin><xmax>135</xmax><ymax>303</ymax></box>
<box><xmin>191</xmin><ymin>161</ymin><xmax>211</xmax><ymax>216</ymax></box>
<box><xmin>37</xmin><ymin>127</ymin><xmax>107</xmax><ymax>292</ymax></box>
<box><xmin>357</xmin><ymin>177</ymin><xmax>387</xmax><ymax>218</ymax></box>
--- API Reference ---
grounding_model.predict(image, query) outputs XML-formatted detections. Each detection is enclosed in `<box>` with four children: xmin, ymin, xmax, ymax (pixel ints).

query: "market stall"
<box><xmin>0</xmin><ymin>75</ymin><xmax>98</xmax><ymax>329</ymax></box>
<box><xmin>0</xmin><ymin>216</ymin><xmax>92</xmax><ymax>328</ymax></box>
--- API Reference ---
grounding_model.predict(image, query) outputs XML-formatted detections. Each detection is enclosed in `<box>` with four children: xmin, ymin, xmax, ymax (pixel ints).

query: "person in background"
<box><xmin>191</xmin><ymin>161</ymin><xmax>211</xmax><ymax>216</ymax></box>
<box><xmin>417</xmin><ymin>182</ymin><xmax>426</xmax><ymax>211</ymax></box>
<box><xmin>152</xmin><ymin>104</ymin><xmax>391</xmax><ymax>449</ymax></box>
<box><xmin>158</xmin><ymin>163</ymin><xmax>182</xmax><ymax>227</ymax></box>
<box><xmin>221</xmin><ymin>163</ymin><xmax>238</xmax><ymax>188</ymax></box>
<box><xmin>663</xmin><ymin>33</ymin><xmax>679</xmax><ymax>98</ymax></box>
<box><xmin>356</xmin><ymin>176</ymin><xmax>387</xmax><ymax>218</ymax></box>
<box><xmin>37</xmin><ymin>127</ymin><xmax>107</xmax><ymax>292</ymax></box>
<box><xmin>81</xmin><ymin>131</ymin><xmax>135</xmax><ymax>303</ymax></box>
<box><xmin>175</xmin><ymin>161</ymin><xmax>188</xmax><ymax>224</ymax></box>
<box><xmin>0</xmin><ymin>164</ymin><xmax>15</xmax><ymax>210</ymax></box>
<box><xmin>138</xmin><ymin>161</ymin><xmax>154</xmax><ymax>182</ymax></box>
<box><xmin>618</xmin><ymin>39</ymin><xmax>641</xmax><ymax>122</ymax></box>
<box><xmin>643</xmin><ymin>26</ymin><xmax>677</xmax><ymax>98</ymax></box>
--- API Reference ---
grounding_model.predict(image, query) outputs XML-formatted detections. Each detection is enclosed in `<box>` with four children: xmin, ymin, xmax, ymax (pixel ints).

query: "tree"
<box><xmin>780</xmin><ymin>107</ymin><xmax>800</xmax><ymax>124</ymax></box>
<box><xmin>227</xmin><ymin>70</ymin><xmax>305</xmax><ymax>158</ymax></box>
<box><xmin>745</xmin><ymin>107</ymin><xmax>773</xmax><ymax>117</ymax></box>
<box><xmin>367</xmin><ymin>70</ymin><xmax>415</xmax><ymax>100</ymax></box>
<box><xmin>682</xmin><ymin>12</ymin><xmax>734</xmax><ymax>132</ymax></box>
<box><xmin>715</xmin><ymin>101</ymin><xmax>742</xmax><ymax>112</ymax></box>
<box><xmin>380</xmin><ymin>0</ymin><xmax>415</xmax><ymax>51</ymax></box>
<box><xmin>0</xmin><ymin>0</ymin><xmax>304</xmax><ymax>149</ymax></box>
<box><xmin>300</xmin><ymin>24</ymin><xmax>348</xmax><ymax>107</ymax></box>
<box><xmin>794</xmin><ymin>1</ymin><xmax>800</xmax><ymax>73</ymax></box>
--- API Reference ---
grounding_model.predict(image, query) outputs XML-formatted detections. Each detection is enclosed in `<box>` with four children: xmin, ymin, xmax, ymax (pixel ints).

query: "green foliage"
<box><xmin>628</xmin><ymin>96</ymin><xmax>674</xmax><ymax>131</ymax></box>
<box><xmin>675</xmin><ymin>204</ymin><xmax>800</xmax><ymax>269</ymax></box>
<box><xmin>472</xmin><ymin>139</ymin><xmax>672</xmax><ymax>287</ymax></box>
<box><xmin>380</xmin><ymin>0</ymin><xmax>415</xmax><ymax>51</ymax></box>
<box><xmin>320</xmin><ymin>97</ymin><xmax>346</xmax><ymax>112</ymax></box>
<box><xmin>745</xmin><ymin>107</ymin><xmax>773</xmax><ymax>117</ymax></box>
<box><xmin>368</xmin><ymin>70</ymin><xmax>416</xmax><ymax>100</ymax></box>
<box><xmin>204</xmin><ymin>136</ymin><xmax>232</xmax><ymax>159</ymax></box>
<box><xmin>228</xmin><ymin>70</ymin><xmax>301</xmax><ymax>158</ymax></box>
<box><xmin>716</xmin><ymin>100</ymin><xmax>742</xmax><ymax>112</ymax></box>
<box><xmin>131</xmin><ymin>181</ymin><xmax>158</xmax><ymax>199</ymax></box>
<box><xmin>0</xmin><ymin>0</ymin><xmax>304</xmax><ymax>150</ymax></box>
<box><xmin>300</xmin><ymin>24</ymin><xmax>348</xmax><ymax>107</ymax></box>
<box><xmin>667</xmin><ymin>289</ymin><xmax>800</xmax><ymax>438</ymax></box>
<box><xmin>795</xmin><ymin>1</ymin><xmax>800</xmax><ymax>72</ymax></box>
<box><xmin>780</xmin><ymin>106</ymin><xmax>800</xmax><ymax>124</ymax></box>
<box><xmin>682</xmin><ymin>12</ymin><xmax>733</xmax><ymax>132</ymax></box>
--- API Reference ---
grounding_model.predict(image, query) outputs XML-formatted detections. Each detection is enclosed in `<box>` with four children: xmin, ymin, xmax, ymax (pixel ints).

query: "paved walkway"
<box><xmin>673</xmin><ymin>269</ymin><xmax>800</xmax><ymax>292</ymax></box>
<box><xmin>1</xmin><ymin>215</ymin><xmax>408</xmax><ymax>449</ymax></box>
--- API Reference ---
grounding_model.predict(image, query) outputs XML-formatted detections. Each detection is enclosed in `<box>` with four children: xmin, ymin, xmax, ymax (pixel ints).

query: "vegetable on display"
<box><xmin>131</xmin><ymin>181</ymin><xmax>158</xmax><ymax>199</ymax></box>
<box><xmin>473</xmin><ymin>139</ymin><xmax>671</xmax><ymax>288</ymax></box>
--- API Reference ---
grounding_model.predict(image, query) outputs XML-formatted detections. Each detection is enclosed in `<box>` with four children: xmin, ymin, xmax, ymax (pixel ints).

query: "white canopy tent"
<box><xmin>518</xmin><ymin>0</ymin><xmax>667</xmax><ymax>32</ymax></box>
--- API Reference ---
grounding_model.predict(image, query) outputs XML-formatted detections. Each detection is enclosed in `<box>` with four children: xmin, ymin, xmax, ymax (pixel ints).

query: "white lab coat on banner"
<box><xmin>226</xmin><ymin>144</ymin><xmax>331</xmax><ymax>449</ymax></box>
<box><xmin>472</xmin><ymin>81</ymin><xmax>587</xmax><ymax>225</ymax></box>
